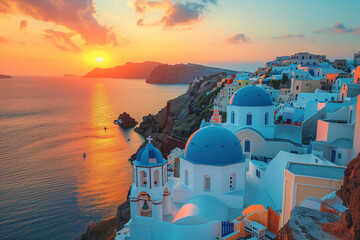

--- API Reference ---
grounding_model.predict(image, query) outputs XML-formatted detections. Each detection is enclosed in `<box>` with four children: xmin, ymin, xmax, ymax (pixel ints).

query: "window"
<box><xmin>231</xmin><ymin>111</ymin><xmax>235</xmax><ymax>124</ymax></box>
<box><xmin>265</xmin><ymin>112</ymin><xmax>269</xmax><ymax>125</ymax></box>
<box><xmin>140</xmin><ymin>171</ymin><xmax>147</xmax><ymax>186</ymax></box>
<box><xmin>338</xmin><ymin>153</ymin><xmax>342</xmax><ymax>159</ymax></box>
<box><xmin>244</xmin><ymin>139</ymin><xmax>251</xmax><ymax>153</ymax></box>
<box><xmin>154</xmin><ymin>170</ymin><xmax>159</xmax><ymax>187</ymax></box>
<box><xmin>204</xmin><ymin>175</ymin><xmax>211</xmax><ymax>191</ymax></box>
<box><xmin>185</xmin><ymin>170</ymin><xmax>188</xmax><ymax>186</ymax></box>
<box><xmin>246</xmin><ymin>113</ymin><xmax>252</xmax><ymax>125</ymax></box>
<box><xmin>296</xmin><ymin>86</ymin><xmax>299</xmax><ymax>90</ymax></box>
<box><xmin>256</xmin><ymin>169</ymin><xmax>261</xmax><ymax>178</ymax></box>
<box><xmin>230</xmin><ymin>174</ymin><xmax>236</xmax><ymax>190</ymax></box>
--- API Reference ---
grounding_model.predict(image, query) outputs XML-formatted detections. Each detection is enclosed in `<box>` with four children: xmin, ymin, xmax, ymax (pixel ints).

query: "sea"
<box><xmin>0</xmin><ymin>76</ymin><xmax>188</xmax><ymax>240</ymax></box>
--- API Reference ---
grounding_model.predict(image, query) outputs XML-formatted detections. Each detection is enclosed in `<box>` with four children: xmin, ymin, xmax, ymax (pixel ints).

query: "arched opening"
<box><xmin>231</xmin><ymin>111</ymin><xmax>235</xmax><ymax>124</ymax></box>
<box><xmin>154</xmin><ymin>170</ymin><xmax>159</xmax><ymax>187</ymax></box>
<box><xmin>230</xmin><ymin>173</ymin><xmax>236</xmax><ymax>190</ymax></box>
<box><xmin>246</xmin><ymin>113</ymin><xmax>252</xmax><ymax>125</ymax></box>
<box><xmin>140</xmin><ymin>171</ymin><xmax>147</xmax><ymax>187</ymax></box>
<box><xmin>185</xmin><ymin>170</ymin><xmax>188</xmax><ymax>186</ymax></box>
<box><xmin>138</xmin><ymin>192</ymin><xmax>152</xmax><ymax>218</ymax></box>
<box><xmin>244</xmin><ymin>139</ymin><xmax>251</xmax><ymax>153</ymax></box>
<box><xmin>265</xmin><ymin>112</ymin><xmax>269</xmax><ymax>125</ymax></box>
<box><xmin>204</xmin><ymin>175</ymin><xmax>211</xmax><ymax>191</ymax></box>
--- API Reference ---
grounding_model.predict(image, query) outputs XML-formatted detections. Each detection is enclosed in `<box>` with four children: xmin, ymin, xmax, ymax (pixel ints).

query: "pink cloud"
<box><xmin>225</xmin><ymin>33</ymin><xmax>250</xmax><ymax>44</ymax></box>
<box><xmin>0</xmin><ymin>0</ymin><xmax>118</xmax><ymax>45</ymax></box>
<box><xmin>314</xmin><ymin>22</ymin><xmax>359</xmax><ymax>35</ymax></box>
<box><xmin>274</xmin><ymin>34</ymin><xmax>305</xmax><ymax>40</ymax></box>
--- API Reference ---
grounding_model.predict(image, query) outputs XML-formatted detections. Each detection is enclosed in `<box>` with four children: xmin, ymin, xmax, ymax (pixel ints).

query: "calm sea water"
<box><xmin>0</xmin><ymin>76</ymin><xmax>187</xmax><ymax>240</ymax></box>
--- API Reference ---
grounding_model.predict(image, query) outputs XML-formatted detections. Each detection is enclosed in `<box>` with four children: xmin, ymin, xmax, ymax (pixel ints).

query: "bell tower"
<box><xmin>210</xmin><ymin>101</ymin><xmax>222</xmax><ymax>124</ymax></box>
<box><xmin>129</xmin><ymin>136</ymin><xmax>171</xmax><ymax>222</ymax></box>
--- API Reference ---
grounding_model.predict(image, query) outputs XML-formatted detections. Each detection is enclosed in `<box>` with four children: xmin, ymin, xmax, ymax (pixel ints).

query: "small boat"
<box><xmin>113</xmin><ymin>119</ymin><xmax>123</xmax><ymax>125</ymax></box>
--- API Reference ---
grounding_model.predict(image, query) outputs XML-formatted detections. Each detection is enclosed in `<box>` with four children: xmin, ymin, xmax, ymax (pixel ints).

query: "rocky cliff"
<box><xmin>276</xmin><ymin>206</ymin><xmax>341</xmax><ymax>240</ymax></box>
<box><xmin>132</xmin><ymin>72</ymin><xmax>227</xmax><ymax>160</ymax></box>
<box><xmin>336</xmin><ymin>153</ymin><xmax>360</xmax><ymax>239</ymax></box>
<box><xmin>146</xmin><ymin>63</ymin><xmax>237</xmax><ymax>84</ymax></box>
<box><xmin>83</xmin><ymin>61</ymin><xmax>161</xmax><ymax>79</ymax></box>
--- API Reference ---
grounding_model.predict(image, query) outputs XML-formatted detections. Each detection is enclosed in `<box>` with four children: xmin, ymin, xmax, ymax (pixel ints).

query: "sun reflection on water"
<box><xmin>77</xmin><ymin>83</ymin><xmax>132</xmax><ymax>213</ymax></box>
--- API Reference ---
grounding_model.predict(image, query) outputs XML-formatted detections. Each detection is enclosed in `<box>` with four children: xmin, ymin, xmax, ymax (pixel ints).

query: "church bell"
<box><xmin>142</xmin><ymin>200</ymin><xmax>149</xmax><ymax>210</ymax></box>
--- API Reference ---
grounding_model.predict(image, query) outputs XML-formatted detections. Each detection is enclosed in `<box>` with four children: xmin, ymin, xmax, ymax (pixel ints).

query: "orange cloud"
<box><xmin>19</xmin><ymin>19</ymin><xmax>27</xmax><ymax>31</ymax></box>
<box><xmin>0</xmin><ymin>0</ymin><xmax>118</xmax><ymax>45</ymax></box>
<box><xmin>43</xmin><ymin>29</ymin><xmax>81</xmax><ymax>53</ymax></box>
<box><xmin>0</xmin><ymin>35</ymin><xmax>11</xmax><ymax>44</ymax></box>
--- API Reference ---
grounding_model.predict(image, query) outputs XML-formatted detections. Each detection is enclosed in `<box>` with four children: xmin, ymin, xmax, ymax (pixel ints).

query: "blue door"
<box><xmin>331</xmin><ymin>150</ymin><xmax>336</xmax><ymax>163</ymax></box>
<box><xmin>222</xmin><ymin>221</ymin><xmax>234</xmax><ymax>237</ymax></box>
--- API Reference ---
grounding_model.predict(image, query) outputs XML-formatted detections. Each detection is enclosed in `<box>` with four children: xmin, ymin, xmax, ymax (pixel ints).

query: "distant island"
<box><xmin>84</xmin><ymin>62</ymin><xmax>238</xmax><ymax>84</ymax></box>
<box><xmin>146</xmin><ymin>63</ymin><xmax>238</xmax><ymax>84</ymax></box>
<box><xmin>0</xmin><ymin>74</ymin><xmax>12</xmax><ymax>79</ymax></box>
<box><xmin>83</xmin><ymin>61</ymin><xmax>162</xmax><ymax>79</ymax></box>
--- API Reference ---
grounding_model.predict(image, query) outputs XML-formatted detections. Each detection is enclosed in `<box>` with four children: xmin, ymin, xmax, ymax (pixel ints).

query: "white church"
<box><xmin>202</xmin><ymin>86</ymin><xmax>306</xmax><ymax>160</ymax></box>
<box><xmin>126</xmin><ymin>127</ymin><xmax>248</xmax><ymax>240</ymax></box>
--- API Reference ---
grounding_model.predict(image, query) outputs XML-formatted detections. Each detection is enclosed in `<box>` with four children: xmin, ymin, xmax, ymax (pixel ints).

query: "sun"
<box><xmin>96</xmin><ymin>57</ymin><xmax>103</xmax><ymax>63</ymax></box>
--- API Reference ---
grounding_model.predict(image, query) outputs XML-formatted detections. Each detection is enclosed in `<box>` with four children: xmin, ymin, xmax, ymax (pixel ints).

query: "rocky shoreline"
<box><xmin>77</xmin><ymin>72</ymin><xmax>227</xmax><ymax>240</ymax></box>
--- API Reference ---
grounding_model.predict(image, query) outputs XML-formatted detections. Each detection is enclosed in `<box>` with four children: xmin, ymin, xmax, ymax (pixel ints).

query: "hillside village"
<box><xmin>115</xmin><ymin>51</ymin><xmax>360</xmax><ymax>240</ymax></box>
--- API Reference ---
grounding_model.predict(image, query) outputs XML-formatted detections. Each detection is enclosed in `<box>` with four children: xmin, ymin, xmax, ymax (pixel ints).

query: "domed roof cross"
<box><xmin>146</xmin><ymin>136</ymin><xmax>153</xmax><ymax>143</ymax></box>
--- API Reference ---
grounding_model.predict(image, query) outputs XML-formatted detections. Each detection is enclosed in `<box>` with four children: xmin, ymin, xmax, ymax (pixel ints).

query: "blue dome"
<box><xmin>184</xmin><ymin>126</ymin><xmax>244</xmax><ymax>166</ymax></box>
<box><xmin>229</xmin><ymin>86</ymin><xmax>273</xmax><ymax>107</ymax></box>
<box><xmin>136</xmin><ymin>143</ymin><xmax>166</xmax><ymax>166</ymax></box>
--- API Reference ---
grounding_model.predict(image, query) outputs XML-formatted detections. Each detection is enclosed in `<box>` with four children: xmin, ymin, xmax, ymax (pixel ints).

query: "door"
<box><xmin>331</xmin><ymin>150</ymin><xmax>336</xmax><ymax>163</ymax></box>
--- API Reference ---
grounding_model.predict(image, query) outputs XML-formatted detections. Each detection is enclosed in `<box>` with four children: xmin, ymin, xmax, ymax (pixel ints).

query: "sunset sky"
<box><xmin>1</xmin><ymin>0</ymin><xmax>360</xmax><ymax>75</ymax></box>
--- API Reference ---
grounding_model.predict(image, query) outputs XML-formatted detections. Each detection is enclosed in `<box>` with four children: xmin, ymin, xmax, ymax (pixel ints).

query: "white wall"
<box><xmin>227</xmin><ymin>105</ymin><xmax>275</xmax><ymax>138</ymax></box>
<box><xmin>233</xmin><ymin>128</ymin><xmax>305</xmax><ymax>159</ymax></box>
<box><xmin>130</xmin><ymin>216</ymin><xmax>221</xmax><ymax>240</ymax></box>
<box><xmin>316</xmin><ymin>120</ymin><xmax>354</xmax><ymax>143</ymax></box>
<box><xmin>354</xmin><ymin>96</ymin><xmax>360</xmax><ymax>157</ymax></box>
<box><xmin>174</xmin><ymin>159</ymin><xmax>246</xmax><ymax>209</ymax></box>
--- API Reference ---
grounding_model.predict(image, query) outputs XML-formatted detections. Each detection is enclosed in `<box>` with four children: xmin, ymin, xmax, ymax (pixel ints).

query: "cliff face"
<box><xmin>83</xmin><ymin>61</ymin><xmax>161</xmax><ymax>79</ymax></box>
<box><xmin>0</xmin><ymin>74</ymin><xmax>12</xmax><ymax>79</ymax></box>
<box><xmin>146</xmin><ymin>63</ymin><xmax>237</xmax><ymax>84</ymax></box>
<box><xmin>276</xmin><ymin>206</ymin><xmax>340</xmax><ymax>240</ymax></box>
<box><xmin>336</xmin><ymin>153</ymin><xmax>360</xmax><ymax>239</ymax></box>
<box><xmin>131</xmin><ymin>72</ymin><xmax>226</xmax><ymax>160</ymax></box>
